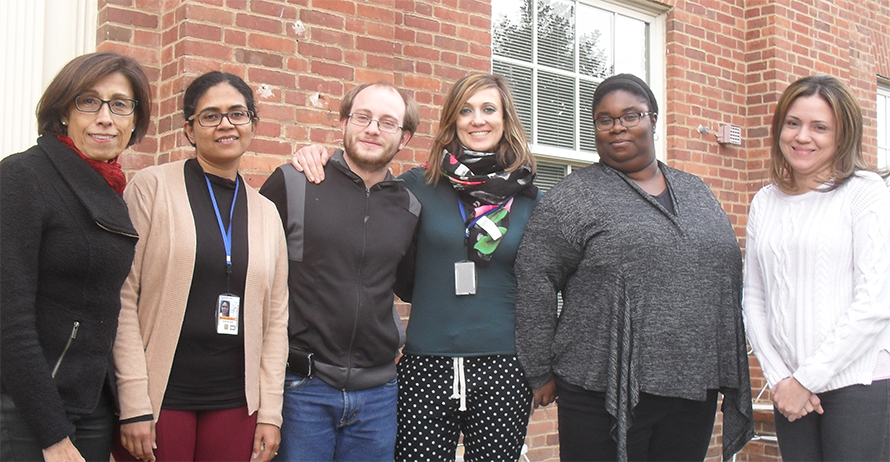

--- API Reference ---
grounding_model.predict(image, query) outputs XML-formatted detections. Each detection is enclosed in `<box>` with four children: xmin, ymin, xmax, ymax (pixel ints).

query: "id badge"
<box><xmin>454</xmin><ymin>260</ymin><xmax>477</xmax><ymax>296</ymax></box>
<box><xmin>216</xmin><ymin>294</ymin><xmax>241</xmax><ymax>335</ymax></box>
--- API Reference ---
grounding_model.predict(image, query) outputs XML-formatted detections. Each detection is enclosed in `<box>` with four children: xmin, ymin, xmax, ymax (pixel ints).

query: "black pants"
<box><xmin>0</xmin><ymin>387</ymin><xmax>115</xmax><ymax>462</ymax></box>
<box><xmin>774</xmin><ymin>379</ymin><xmax>890</xmax><ymax>461</ymax></box>
<box><xmin>557</xmin><ymin>383</ymin><xmax>718</xmax><ymax>462</ymax></box>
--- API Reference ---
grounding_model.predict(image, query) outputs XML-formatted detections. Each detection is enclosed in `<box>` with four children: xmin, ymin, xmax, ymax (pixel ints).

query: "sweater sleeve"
<box><xmin>256</xmin><ymin>201</ymin><xmax>290</xmax><ymax>427</ymax></box>
<box><xmin>742</xmin><ymin>190</ymin><xmax>794</xmax><ymax>387</ymax></box>
<box><xmin>0</xmin><ymin>154</ymin><xmax>75</xmax><ymax>448</ymax></box>
<box><xmin>514</xmin><ymin>186</ymin><xmax>585</xmax><ymax>389</ymax></box>
<box><xmin>114</xmin><ymin>171</ymin><xmax>158</xmax><ymax>421</ymax></box>
<box><xmin>794</xmin><ymin>179</ymin><xmax>890</xmax><ymax>392</ymax></box>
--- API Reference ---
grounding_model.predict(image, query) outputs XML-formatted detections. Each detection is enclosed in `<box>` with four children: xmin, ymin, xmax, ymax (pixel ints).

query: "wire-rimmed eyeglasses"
<box><xmin>593</xmin><ymin>112</ymin><xmax>655</xmax><ymax>131</ymax></box>
<box><xmin>74</xmin><ymin>95</ymin><xmax>138</xmax><ymax>116</ymax></box>
<box><xmin>188</xmin><ymin>110</ymin><xmax>255</xmax><ymax>127</ymax></box>
<box><xmin>348</xmin><ymin>113</ymin><xmax>403</xmax><ymax>134</ymax></box>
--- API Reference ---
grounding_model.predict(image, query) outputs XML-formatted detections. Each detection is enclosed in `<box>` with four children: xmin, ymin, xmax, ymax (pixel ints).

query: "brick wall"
<box><xmin>97</xmin><ymin>0</ymin><xmax>890</xmax><ymax>460</ymax></box>
<box><xmin>101</xmin><ymin>0</ymin><xmax>493</xmax><ymax>189</ymax></box>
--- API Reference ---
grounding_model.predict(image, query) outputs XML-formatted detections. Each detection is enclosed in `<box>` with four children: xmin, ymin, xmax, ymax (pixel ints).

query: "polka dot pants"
<box><xmin>395</xmin><ymin>354</ymin><xmax>533</xmax><ymax>462</ymax></box>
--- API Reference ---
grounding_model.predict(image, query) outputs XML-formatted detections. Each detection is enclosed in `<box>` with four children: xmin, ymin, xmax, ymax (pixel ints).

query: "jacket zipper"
<box><xmin>51</xmin><ymin>321</ymin><xmax>80</xmax><ymax>378</ymax></box>
<box><xmin>343</xmin><ymin>189</ymin><xmax>372</xmax><ymax>390</ymax></box>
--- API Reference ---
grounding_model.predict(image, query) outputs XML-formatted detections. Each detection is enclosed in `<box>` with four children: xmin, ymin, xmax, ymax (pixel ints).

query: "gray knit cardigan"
<box><xmin>515</xmin><ymin>161</ymin><xmax>754</xmax><ymax>460</ymax></box>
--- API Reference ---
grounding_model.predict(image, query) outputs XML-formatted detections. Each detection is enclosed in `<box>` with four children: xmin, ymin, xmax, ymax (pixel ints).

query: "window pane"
<box><xmin>577</xmin><ymin>4</ymin><xmax>611</xmax><ymax>78</ymax></box>
<box><xmin>491</xmin><ymin>0</ymin><xmax>656</xmax><ymax>160</ymax></box>
<box><xmin>580</xmin><ymin>79</ymin><xmax>599</xmax><ymax>152</ymax></box>
<box><xmin>492</xmin><ymin>0</ymin><xmax>533</xmax><ymax>62</ymax></box>
<box><xmin>493</xmin><ymin>61</ymin><xmax>534</xmax><ymax>140</ymax></box>
<box><xmin>537</xmin><ymin>71</ymin><xmax>575</xmax><ymax>149</ymax></box>
<box><xmin>614</xmin><ymin>15</ymin><xmax>647</xmax><ymax>77</ymax></box>
<box><xmin>537</xmin><ymin>0</ymin><xmax>575</xmax><ymax>72</ymax></box>
<box><xmin>535</xmin><ymin>160</ymin><xmax>569</xmax><ymax>192</ymax></box>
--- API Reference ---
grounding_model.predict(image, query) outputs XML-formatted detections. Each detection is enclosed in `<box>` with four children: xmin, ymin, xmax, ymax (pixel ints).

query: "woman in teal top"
<box><xmin>395</xmin><ymin>73</ymin><xmax>540</xmax><ymax>462</ymax></box>
<box><xmin>292</xmin><ymin>74</ymin><xmax>539</xmax><ymax>462</ymax></box>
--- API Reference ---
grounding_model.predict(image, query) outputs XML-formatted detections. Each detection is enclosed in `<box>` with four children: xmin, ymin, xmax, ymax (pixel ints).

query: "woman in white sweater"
<box><xmin>744</xmin><ymin>74</ymin><xmax>890</xmax><ymax>461</ymax></box>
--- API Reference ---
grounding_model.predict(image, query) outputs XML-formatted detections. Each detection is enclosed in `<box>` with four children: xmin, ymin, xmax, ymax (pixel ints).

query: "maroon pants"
<box><xmin>115</xmin><ymin>406</ymin><xmax>257</xmax><ymax>462</ymax></box>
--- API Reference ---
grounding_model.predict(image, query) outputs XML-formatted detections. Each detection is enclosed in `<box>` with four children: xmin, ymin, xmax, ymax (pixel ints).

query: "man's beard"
<box><xmin>343</xmin><ymin>136</ymin><xmax>397</xmax><ymax>171</ymax></box>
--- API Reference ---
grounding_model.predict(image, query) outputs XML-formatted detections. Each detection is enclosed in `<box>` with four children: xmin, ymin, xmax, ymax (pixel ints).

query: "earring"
<box><xmin>61</xmin><ymin>121</ymin><xmax>67</xmax><ymax>126</ymax></box>
<box><xmin>653</xmin><ymin>132</ymin><xmax>659</xmax><ymax>141</ymax></box>
<box><xmin>131</xmin><ymin>128</ymin><xmax>135</xmax><ymax>132</ymax></box>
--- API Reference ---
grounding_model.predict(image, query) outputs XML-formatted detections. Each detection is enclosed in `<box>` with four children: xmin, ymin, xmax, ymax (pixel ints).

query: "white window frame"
<box><xmin>878</xmin><ymin>81</ymin><xmax>889</xmax><ymax>170</ymax></box>
<box><xmin>492</xmin><ymin>0</ymin><xmax>669</xmax><ymax>166</ymax></box>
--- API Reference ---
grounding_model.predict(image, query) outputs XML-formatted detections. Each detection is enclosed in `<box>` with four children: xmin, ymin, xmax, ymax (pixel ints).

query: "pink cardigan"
<box><xmin>114</xmin><ymin>160</ymin><xmax>289</xmax><ymax>427</ymax></box>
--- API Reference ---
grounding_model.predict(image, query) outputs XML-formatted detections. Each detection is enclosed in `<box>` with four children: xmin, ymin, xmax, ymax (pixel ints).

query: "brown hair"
<box><xmin>769</xmin><ymin>75</ymin><xmax>866</xmax><ymax>191</ymax></box>
<box><xmin>425</xmin><ymin>73</ymin><xmax>535</xmax><ymax>184</ymax></box>
<box><xmin>339</xmin><ymin>81</ymin><xmax>419</xmax><ymax>135</ymax></box>
<box><xmin>37</xmin><ymin>52</ymin><xmax>152</xmax><ymax>147</ymax></box>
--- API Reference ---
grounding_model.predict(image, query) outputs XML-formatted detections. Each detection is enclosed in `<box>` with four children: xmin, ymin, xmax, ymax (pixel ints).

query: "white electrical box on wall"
<box><xmin>717</xmin><ymin>125</ymin><xmax>742</xmax><ymax>145</ymax></box>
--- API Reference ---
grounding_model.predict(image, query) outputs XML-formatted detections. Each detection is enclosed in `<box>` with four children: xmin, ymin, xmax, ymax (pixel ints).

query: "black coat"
<box><xmin>0</xmin><ymin>136</ymin><xmax>137</xmax><ymax>448</ymax></box>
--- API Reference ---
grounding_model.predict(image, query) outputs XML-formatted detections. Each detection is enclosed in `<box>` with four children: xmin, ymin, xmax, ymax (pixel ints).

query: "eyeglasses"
<box><xmin>188</xmin><ymin>110</ymin><xmax>255</xmax><ymax>127</ymax></box>
<box><xmin>348</xmin><ymin>113</ymin><xmax>402</xmax><ymax>134</ymax></box>
<box><xmin>74</xmin><ymin>95</ymin><xmax>138</xmax><ymax>116</ymax></box>
<box><xmin>593</xmin><ymin>112</ymin><xmax>655</xmax><ymax>131</ymax></box>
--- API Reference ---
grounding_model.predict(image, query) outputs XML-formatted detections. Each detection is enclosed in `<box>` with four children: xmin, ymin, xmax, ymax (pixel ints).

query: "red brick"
<box><xmin>298</xmin><ymin>42</ymin><xmax>344</xmax><ymax>61</ymax></box>
<box><xmin>105</xmin><ymin>6</ymin><xmax>159</xmax><ymax>28</ymax></box>
<box><xmin>299</xmin><ymin>9</ymin><xmax>345</xmax><ymax>29</ymax></box>
<box><xmin>100</xmin><ymin>24</ymin><xmax>133</xmax><ymax>42</ymax></box>
<box><xmin>184</xmin><ymin>3</ymin><xmax>234</xmax><ymax>25</ymax></box>
<box><xmin>249</xmin><ymin>33</ymin><xmax>297</xmax><ymax>54</ymax></box>
<box><xmin>311</xmin><ymin>61</ymin><xmax>355</xmax><ymax>80</ymax></box>
<box><xmin>317</xmin><ymin>0</ymin><xmax>356</xmax><ymax>15</ymax></box>
<box><xmin>236</xmin><ymin>13</ymin><xmax>283</xmax><ymax>34</ymax></box>
<box><xmin>405</xmin><ymin>14</ymin><xmax>440</xmax><ymax>32</ymax></box>
<box><xmin>251</xmin><ymin>1</ymin><xmax>297</xmax><ymax>20</ymax></box>
<box><xmin>357</xmin><ymin>36</ymin><xmax>400</xmax><ymax>54</ymax></box>
<box><xmin>248</xmin><ymin>68</ymin><xmax>296</xmax><ymax>88</ymax></box>
<box><xmin>357</xmin><ymin>3</ymin><xmax>396</xmax><ymax>22</ymax></box>
<box><xmin>311</xmin><ymin>28</ymin><xmax>354</xmax><ymax>48</ymax></box>
<box><xmin>235</xmin><ymin>48</ymin><xmax>283</xmax><ymax>67</ymax></box>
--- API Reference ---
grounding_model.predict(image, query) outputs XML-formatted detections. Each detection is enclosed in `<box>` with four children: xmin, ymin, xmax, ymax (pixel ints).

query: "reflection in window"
<box><xmin>577</xmin><ymin>5</ymin><xmax>610</xmax><ymax>79</ymax></box>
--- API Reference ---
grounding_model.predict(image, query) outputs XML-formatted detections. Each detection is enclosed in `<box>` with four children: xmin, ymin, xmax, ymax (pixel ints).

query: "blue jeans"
<box><xmin>275</xmin><ymin>372</ymin><xmax>397</xmax><ymax>462</ymax></box>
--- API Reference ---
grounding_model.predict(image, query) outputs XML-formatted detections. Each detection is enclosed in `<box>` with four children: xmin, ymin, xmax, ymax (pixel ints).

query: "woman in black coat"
<box><xmin>0</xmin><ymin>52</ymin><xmax>151</xmax><ymax>462</ymax></box>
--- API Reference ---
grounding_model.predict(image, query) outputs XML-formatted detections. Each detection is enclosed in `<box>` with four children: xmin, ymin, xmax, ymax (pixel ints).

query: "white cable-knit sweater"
<box><xmin>744</xmin><ymin>172</ymin><xmax>890</xmax><ymax>393</ymax></box>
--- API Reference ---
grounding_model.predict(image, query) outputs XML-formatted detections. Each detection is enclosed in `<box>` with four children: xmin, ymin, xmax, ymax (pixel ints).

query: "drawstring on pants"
<box><xmin>450</xmin><ymin>357</ymin><xmax>467</xmax><ymax>411</ymax></box>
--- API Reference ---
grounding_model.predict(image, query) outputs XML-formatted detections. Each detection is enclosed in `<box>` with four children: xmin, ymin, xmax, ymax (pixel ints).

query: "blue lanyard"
<box><xmin>205</xmin><ymin>175</ymin><xmax>240</xmax><ymax>275</ymax></box>
<box><xmin>458</xmin><ymin>196</ymin><xmax>512</xmax><ymax>238</ymax></box>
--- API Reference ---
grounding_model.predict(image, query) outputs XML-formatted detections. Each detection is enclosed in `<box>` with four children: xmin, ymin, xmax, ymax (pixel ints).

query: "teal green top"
<box><xmin>399</xmin><ymin>167</ymin><xmax>539</xmax><ymax>356</ymax></box>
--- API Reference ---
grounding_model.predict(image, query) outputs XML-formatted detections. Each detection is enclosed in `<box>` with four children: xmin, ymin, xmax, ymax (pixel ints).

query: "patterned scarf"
<box><xmin>441</xmin><ymin>146</ymin><xmax>535</xmax><ymax>264</ymax></box>
<box><xmin>56</xmin><ymin>135</ymin><xmax>127</xmax><ymax>195</ymax></box>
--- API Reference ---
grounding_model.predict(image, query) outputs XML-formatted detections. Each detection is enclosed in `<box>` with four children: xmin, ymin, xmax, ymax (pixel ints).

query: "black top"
<box><xmin>162</xmin><ymin>159</ymin><xmax>248</xmax><ymax>410</ymax></box>
<box><xmin>259</xmin><ymin>151</ymin><xmax>420</xmax><ymax>391</ymax></box>
<box><xmin>0</xmin><ymin>136</ymin><xmax>137</xmax><ymax>448</ymax></box>
<box><xmin>651</xmin><ymin>187</ymin><xmax>675</xmax><ymax>215</ymax></box>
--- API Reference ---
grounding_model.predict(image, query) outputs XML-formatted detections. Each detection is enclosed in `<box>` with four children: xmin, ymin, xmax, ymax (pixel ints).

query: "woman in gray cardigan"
<box><xmin>514</xmin><ymin>74</ymin><xmax>753</xmax><ymax>461</ymax></box>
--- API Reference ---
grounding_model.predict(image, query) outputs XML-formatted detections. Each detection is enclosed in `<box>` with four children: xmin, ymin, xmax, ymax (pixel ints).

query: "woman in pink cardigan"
<box><xmin>113</xmin><ymin>72</ymin><xmax>289</xmax><ymax>462</ymax></box>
